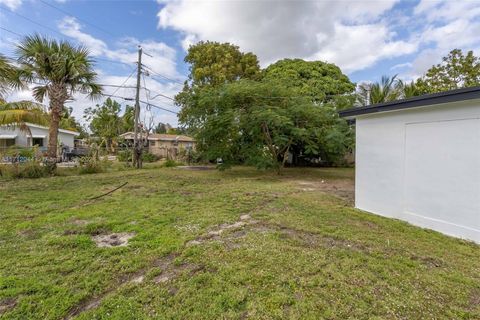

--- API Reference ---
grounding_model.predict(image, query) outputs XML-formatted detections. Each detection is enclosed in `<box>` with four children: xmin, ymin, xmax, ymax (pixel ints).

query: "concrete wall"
<box><xmin>148</xmin><ymin>140</ymin><xmax>195</xmax><ymax>159</ymax></box>
<box><xmin>355</xmin><ymin>99</ymin><xmax>480</xmax><ymax>243</ymax></box>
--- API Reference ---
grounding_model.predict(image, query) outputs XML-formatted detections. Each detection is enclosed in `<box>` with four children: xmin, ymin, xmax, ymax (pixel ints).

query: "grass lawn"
<box><xmin>0</xmin><ymin>165</ymin><xmax>479</xmax><ymax>319</ymax></box>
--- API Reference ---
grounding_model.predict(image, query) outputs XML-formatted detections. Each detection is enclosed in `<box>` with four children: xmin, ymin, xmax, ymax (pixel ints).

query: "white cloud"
<box><xmin>58</xmin><ymin>16</ymin><xmax>182</xmax><ymax>80</ymax></box>
<box><xmin>156</xmin><ymin>0</ymin><xmax>408</xmax><ymax>72</ymax></box>
<box><xmin>0</xmin><ymin>0</ymin><xmax>22</xmax><ymax>10</ymax></box>
<box><xmin>402</xmin><ymin>0</ymin><xmax>480</xmax><ymax>79</ymax></box>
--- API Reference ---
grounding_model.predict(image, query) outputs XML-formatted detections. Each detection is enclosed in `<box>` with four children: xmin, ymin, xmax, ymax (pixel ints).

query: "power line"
<box><xmin>1</xmin><ymin>9</ymin><xmax>134</xmax><ymax>67</ymax></box>
<box><xmin>103</xmin><ymin>68</ymin><xmax>137</xmax><ymax>100</ymax></box>
<box><xmin>0</xmin><ymin>26</ymin><xmax>22</xmax><ymax>37</ymax></box>
<box><xmin>142</xmin><ymin>64</ymin><xmax>185</xmax><ymax>85</ymax></box>
<box><xmin>38</xmin><ymin>0</ymin><xmax>117</xmax><ymax>38</ymax></box>
<box><xmin>100</xmin><ymin>93</ymin><xmax>177</xmax><ymax>114</ymax></box>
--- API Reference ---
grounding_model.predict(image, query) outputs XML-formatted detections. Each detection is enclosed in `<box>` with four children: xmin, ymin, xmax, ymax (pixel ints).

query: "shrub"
<box><xmin>141</xmin><ymin>152</ymin><xmax>158</xmax><ymax>163</ymax></box>
<box><xmin>117</xmin><ymin>150</ymin><xmax>132</xmax><ymax>162</ymax></box>
<box><xmin>0</xmin><ymin>161</ymin><xmax>48</xmax><ymax>179</ymax></box>
<box><xmin>163</xmin><ymin>159</ymin><xmax>179</xmax><ymax>167</ymax></box>
<box><xmin>78</xmin><ymin>156</ymin><xmax>104</xmax><ymax>174</ymax></box>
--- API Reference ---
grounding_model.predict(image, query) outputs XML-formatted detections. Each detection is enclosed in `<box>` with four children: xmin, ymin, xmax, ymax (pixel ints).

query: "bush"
<box><xmin>163</xmin><ymin>159</ymin><xmax>179</xmax><ymax>167</ymax></box>
<box><xmin>0</xmin><ymin>161</ymin><xmax>48</xmax><ymax>179</ymax></box>
<box><xmin>78</xmin><ymin>156</ymin><xmax>104</xmax><ymax>174</ymax></box>
<box><xmin>141</xmin><ymin>152</ymin><xmax>158</xmax><ymax>163</ymax></box>
<box><xmin>117</xmin><ymin>149</ymin><xmax>132</xmax><ymax>162</ymax></box>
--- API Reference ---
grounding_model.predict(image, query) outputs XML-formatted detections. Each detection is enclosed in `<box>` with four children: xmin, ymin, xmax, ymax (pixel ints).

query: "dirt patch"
<box><xmin>0</xmin><ymin>297</ymin><xmax>16</xmax><ymax>315</ymax></box>
<box><xmin>153</xmin><ymin>254</ymin><xmax>203</xmax><ymax>284</ymax></box>
<box><xmin>71</xmin><ymin>219</ymin><xmax>89</xmax><ymax>226</ymax></box>
<box><xmin>469</xmin><ymin>289</ymin><xmax>480</xmax><ymax>311</ymax></box>
<box><xmin>92</xmin><ymin>232</ymin><xmax>135</xmax><ymax>248</ymax></box>
<box><xmin>293</xmin><ymin>179</ymin><xmax>354</xmax><ymax>205</ymax></box>
<box><xmin>410</xmin><ymin>255</ymin><xmax>444</xmax><ymax>268</ymax></box>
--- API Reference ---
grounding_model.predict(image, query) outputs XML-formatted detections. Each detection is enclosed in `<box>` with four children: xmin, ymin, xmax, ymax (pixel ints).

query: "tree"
<box><xmin>122</xmin><ymin>105</ymin><xmax>135</xmax><ymax>132</ymax></box>
<box><xmin>263</xmin><ymin>59</ymin><xmax>355</xmax><ymax>103</ymax></box>
<box><xmin>356</xmin><ymin>75</ymin><xmax>401</xmax><ymax>106</ymax></box>
<box><xmin>154</xmin><ymin>122</ymin><xmax>167</xmax><ymax>134</ymax></box>
<box><xmin>0</xmin><ymin>99</ymin><xmax>49</xmax><ymax>133</ymax></box>
<box><xmin>416</xmin><ymin>49</ymin><xmax>480</xmax><ymax>94</ymax></box>
<box><xmin>176</xmin><ymin>41</ymin><xmax>262</xmax><ymax>122</ymax></box>
<box><xmin>84</xmin><ymin>98</ymin><xmax>123</xmax><ymax>152</ymax></box>
<box><xmin>0</xmin><ymin>54</ymin><xmax>22</xmax><ymax>99</ymax></box>
<box><xmin>183</xmin><ymin>80</ymin><xmax>352</xmax><ymax>171</ymax></box>
<box><xmin>15</xmin><ymin>34</ymin><xmax>101</xmax><ymax>163</ymax></box>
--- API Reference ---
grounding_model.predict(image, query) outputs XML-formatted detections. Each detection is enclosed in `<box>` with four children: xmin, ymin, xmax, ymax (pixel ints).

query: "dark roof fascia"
<box><xmin>339</xmin><ymin>86</ymin><xmax>480</xmax><ymax>118</ymax></box>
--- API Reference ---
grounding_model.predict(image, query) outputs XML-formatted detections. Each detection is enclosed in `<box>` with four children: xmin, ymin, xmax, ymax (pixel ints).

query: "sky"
<box><xmin>1</xmin><ymin>0</ymin><xmax>479</xmax><ymax>127</ymax></box>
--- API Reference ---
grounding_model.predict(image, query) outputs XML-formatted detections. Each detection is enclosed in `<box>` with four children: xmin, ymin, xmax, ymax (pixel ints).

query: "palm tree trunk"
<box><xmin>47</xmin><ymin>99</ymin><xmax>62</xmax><ymax>159</ymax></box>
<box><xmin>46</xmin><ymin>85</ymin><xmax>67</xmax><ymax>170</ymax></box>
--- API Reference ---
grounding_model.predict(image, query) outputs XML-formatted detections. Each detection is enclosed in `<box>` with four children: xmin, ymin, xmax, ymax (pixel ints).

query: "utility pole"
<box><xmin>133</xmin><ymin>46</ymin><xmax>143</xmax><ymax>168</ymax></box>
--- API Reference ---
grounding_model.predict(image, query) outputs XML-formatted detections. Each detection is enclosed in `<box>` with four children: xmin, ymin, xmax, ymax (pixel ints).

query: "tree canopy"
<box><xmin>183</xmin><ymin>80</ymin><xmax>353</xmax><ymax>170</ymax></box>
<box><xmin>416</xmin><ymin>49</ymin><xmax>480</xmax><ymax>94</ymax></box>
<box><xmin>263</xmin><ymin>59</ymin><xmax>355</xmax><ymax>102</ymax></box>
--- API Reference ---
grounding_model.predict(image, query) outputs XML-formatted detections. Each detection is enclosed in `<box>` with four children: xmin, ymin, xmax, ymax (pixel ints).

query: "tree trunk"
<box><xmin>46</xmin><ymin>85</ymin><xmax>67</xmax><ymax>171</ymax></box>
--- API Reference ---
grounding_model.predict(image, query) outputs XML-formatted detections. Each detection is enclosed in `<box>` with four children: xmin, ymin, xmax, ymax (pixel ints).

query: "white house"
<box><xmin>340</xmin><ymin>86</ymin><xmax>480</xmax><ymax>243</ymax></box>
<box><xmin>0</xmin><ymin>123</ymin><xmax>79</xmax><ymax>152</ymax></box>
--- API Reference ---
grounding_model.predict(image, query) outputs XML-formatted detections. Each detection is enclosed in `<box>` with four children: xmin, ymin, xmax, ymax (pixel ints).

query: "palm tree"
<box><xmin>0</xmin><ymin>54</ymin><xmax>22</xmax><ymax>99</ymax></box>
<box><xmin>15</xmin><ymin>34</ymin><xmax>102</xmax><ymax>161</ymax></box>
<box><xmin>356</xmin><ymin>75</ymin><xmax>401</xmax><ymax>106</ymax></box>
<box><xmin>0</xmin><ymin>99</ymin><xmax>49</xmax><ymax>132</ymax></box>
<box><xmin>397</xmin><ymin>80</ymin><xmax>422</xmax><ymax>99</ymax></box>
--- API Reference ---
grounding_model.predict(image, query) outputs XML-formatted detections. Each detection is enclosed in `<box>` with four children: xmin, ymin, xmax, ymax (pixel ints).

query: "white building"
<box><xmin>0</xmin><ymin>123</ymin><xmax>79</xmax><ymax>152</ymax></box>
<box><xmin>340</xmin><ymin>86</ymin><xmax>480</xmax><ymax>243</ymax></box>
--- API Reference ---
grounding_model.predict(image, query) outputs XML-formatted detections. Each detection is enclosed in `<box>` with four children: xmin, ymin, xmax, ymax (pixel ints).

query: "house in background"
<box><xmin>340</xmin><ymin>86</ymin><xmax>480</xmax><ymax>244</ymax></box>
<box><xmin>119</xmin><ymin>132</ymin><xmax>195</xmax><ymax>160</ymax></box>
<box><xmin>0</xmin><ymin>123</ymin><xmax>79</xmax><ymax>153</ymax></box>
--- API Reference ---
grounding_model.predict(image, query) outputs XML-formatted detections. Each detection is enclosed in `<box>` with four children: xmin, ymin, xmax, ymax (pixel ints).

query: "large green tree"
<box><xmin>15</xmin><ymin>34</ymin><xmax>102</xmax><ymax>162</ymax></box>
<box><xmin>184</xmin><ymin>80</ymin><xmax>352</xmax><ymax>171</ymax></box>
<box><xmin>176</xmin><ymin>41</ymin><xmax>262</xmax><ymax>119</ymax></box>
<box><xmin>84</xmin><ymin>98</ymin><xmax>127</xmax><ymax>152</ymax></box>
<box><xmin>416</xmin><ymin>49</ymin><xmax>480</xmax><ymax>94</ymax></box>
<box><xmin>263</xmin><ymin>59</ymin><xmax>355</xmax><ymax>103</ymax></box>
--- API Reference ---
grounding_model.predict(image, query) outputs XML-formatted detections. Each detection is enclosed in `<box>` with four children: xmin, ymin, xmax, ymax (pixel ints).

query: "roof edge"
<box><xmin>339</xmin><ymin>86</ymin><xmax>480</xmax><ymax>118</ymax></box>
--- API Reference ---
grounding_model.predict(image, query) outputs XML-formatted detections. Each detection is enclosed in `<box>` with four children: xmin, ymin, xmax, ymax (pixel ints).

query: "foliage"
<box><xmin>181</xmin><ymin>80</ymin><xmax>353</xmax><ymax>171</ymax></box>
<box><xmin>84</xmin><ymin>98</ymin><xmax>128</xmax><ymax>152</ymax></box>
<box><xmin>183</xmin><ymin>41</ymin><xmax>261</xmax><ymax>88</ymax></box>
<box><xmin>122</xmin><ymin>105</ymin><xmax>135</xmax><ymax>132</ymax></box>
<box><xmin>154</xmin><ymin>122</ymin><xmax>167</xmax><ymax>134</ymax></box>
<box><xmin>416</xmin><ymin>49</ymin><xmax>480</xmax><ymax>94</ymax></box>
<box><xmin>356</xmin><ymin>75</ymin><xmax>402</xmax><ymax>106</ymax></box>
<box><xmin>60</xmin><ymin>106</ymin><xmax>86</xmax><ymax>137</ymax></box>
<box><xmin>263</xmin><ymin>59</ymin><xmax>356</xmax><ymax>103</ymax></box>
<box><xmin>15</xmin><ymin>34</ymin><xmax>102</xmax><ymax>159</ymax></box>
<box><xmin>176</xmin><ymin>41</ymin><xmax>262</xmax><ymax>122</ymax></box>
<box><xmin>0</xmin><ymin>161</ymin><xmax>48</xmax><ymax>179</ymax></box>
<box><xmin>163</xmin><ymin>159</ymin><xmax>179</xmax><ymax>167</ymax></box>
<box><xmin>141</xmin><ymin>151</ymin><xmax>158</xmax><ymax>163</ymax></box>
<box><xmin>78</xmin><ymin>156</ymin><xmax>105</xmax><ymax>174</ymax></box>
<box><xmin>0</xmin><ymin>54</ymin><xmax>23</xmax><ymax>99</ymax></box>
<box><xmin>0</xmin><ymin>99</ymin><xmax>49</xmax><ymax>132</ymax></box>
<box><xmin>117</xmin><ymin>149</ymin><xmax>132</xmax><ymax>162</ymax></box>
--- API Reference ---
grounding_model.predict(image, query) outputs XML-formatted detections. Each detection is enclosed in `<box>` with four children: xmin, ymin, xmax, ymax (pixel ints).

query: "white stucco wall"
<box><xmin>0</xmin><ymin>124</ymin><xmax>77</xmax><ymax>149</ymax></box>
<box><xmin>355</xmin><ymin>99</ymin><xmax>480</xmax><ymax>243</ymax></box>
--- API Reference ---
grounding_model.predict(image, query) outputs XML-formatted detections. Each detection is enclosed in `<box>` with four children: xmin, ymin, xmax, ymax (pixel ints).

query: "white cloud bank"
<box><xmin>157</xmin><ymin>0</ymin><xmax>480</xmax><ymax>77</ymax></box>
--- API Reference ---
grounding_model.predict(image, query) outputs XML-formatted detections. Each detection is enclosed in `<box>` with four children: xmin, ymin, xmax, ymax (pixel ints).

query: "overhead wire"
<box><xmin>38</xmin><ymin>0</ymin><xmax>117</xmax><ymax>38</ymax></box>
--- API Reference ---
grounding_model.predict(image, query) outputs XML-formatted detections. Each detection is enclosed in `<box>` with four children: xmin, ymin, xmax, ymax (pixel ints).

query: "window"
<box><xmin>149</xmin><ymin>140</ymin><xmax>156</xmax><ymax>146</ymax></box>
<box><xmin>32</xmin><ymin>138</ymin><xmax>44</xmax><ymax>147</ymax></box>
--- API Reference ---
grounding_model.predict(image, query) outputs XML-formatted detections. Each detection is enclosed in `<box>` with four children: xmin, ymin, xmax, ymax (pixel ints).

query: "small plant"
<box><xmin>141</xmin><ymin>151</ymin><xmax>158</xmax><ymax>163</ymax></box>
<box><xmin>78</xmin><ymin>156</ymin><xmax>104</xmax><ymax>174</ymax></box>
<box><xmin>163</xmin><ymin>159</ymin><xmax>179</xmax><ymax>167</ymax></box>
<box><xmin>117</xmin><ymin>149</ymin><xmax>132</xmax><ymax>162</ymax></box>
<box><xmin>0</xmin><ymin>161</ymin><xmax>48</xmax><ymax>179</ymax></box>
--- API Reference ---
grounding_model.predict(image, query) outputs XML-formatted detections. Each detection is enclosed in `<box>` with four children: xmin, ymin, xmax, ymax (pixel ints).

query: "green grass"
<box><xmin>0</xmin><ymin>166</ymin><xmax>478</xmax><ymax>319</ymax></box>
